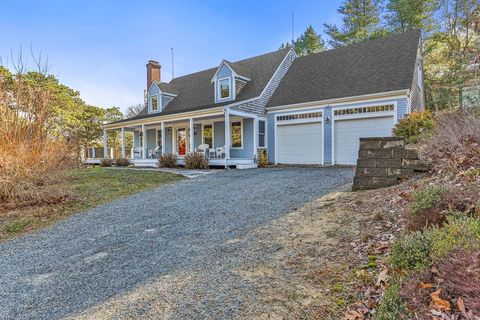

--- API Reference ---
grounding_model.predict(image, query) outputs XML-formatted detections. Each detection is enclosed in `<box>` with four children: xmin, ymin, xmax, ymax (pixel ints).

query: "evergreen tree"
<box><xmin>385</xmin><ymin>0</ymin><xmax>439</xmax><ymax>33</ymax></box>
<box><xmin>279</xmin><ymin>26</ymin><xmax>326</xmax><ymax>56</ymax></box>
<box><xmin>294</xmin><ymin>26</ymin><xmax>326</xmax><ymax>56</ymax></box>
<box><xmin>324</xmin><ymin>0</ymin><xmax>386</xmax><ymax>47</ymax></box>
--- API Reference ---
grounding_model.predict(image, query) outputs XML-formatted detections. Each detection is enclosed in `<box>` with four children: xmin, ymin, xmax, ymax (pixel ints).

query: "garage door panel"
<box><xmin>277</xmin><ymin>122</ymin><xmax>322</xmax><ymax>165</ymax></box>
<box><xmin>334</xmin><ymin>116</ymin><xmax>393</xmax><ymax>165</ymax></box>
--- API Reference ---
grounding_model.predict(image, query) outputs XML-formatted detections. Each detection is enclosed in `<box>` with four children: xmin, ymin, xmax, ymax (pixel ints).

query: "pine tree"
<box><xmin>279</xmin><ymin>26</ymin><xmax>326</xmax><ymax>56</ymax></box>
<box><xmin>324</xmin><ymin>0</ymin><xmax>386</xmax><ymax>47</ymax></box>
<box><xmin>294</xmin><ymin>26</ymin><xmax>326</xmax><ymax>56</ymax></box>
<box><xmin>385</xmin><ymin>0</ymin><xmax>439</xmax><ymax>33</ymax></box>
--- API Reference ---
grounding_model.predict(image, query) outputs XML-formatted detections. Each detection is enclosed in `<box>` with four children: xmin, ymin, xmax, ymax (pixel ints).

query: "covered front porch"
<box><xmin>102</xmin><ymin>108</ymin><xmax>265</xmax><ymax>168</ymax></box>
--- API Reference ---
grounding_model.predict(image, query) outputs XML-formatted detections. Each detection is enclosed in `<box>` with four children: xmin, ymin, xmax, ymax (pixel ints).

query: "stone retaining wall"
<box><xmin>352</xmin><ymin>137</ymin><xmax>427</xmax><ymax>191</ymax></box>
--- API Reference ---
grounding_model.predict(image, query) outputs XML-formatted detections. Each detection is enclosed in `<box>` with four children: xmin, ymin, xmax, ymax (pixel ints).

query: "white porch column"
<box><xmin>142</xmin><ymin>124</ymin><xmax>147</xmax><ymax>160</ymax></box>
<box><xmin>161</xmin><ymin>122</ymin><xmax>166</xmax><ymax>155</ymax></box>
<box><xmin>92</xmin><ymin>147</ymin><xmax>96</xmax><ymax>159</ymax></box>
<box><xmin>224</xmin><ymin>110</ymin><xmax>230</xmax><ymax>167</ymax></box>
<box><xmin>121</xmin><ymin>127</ymin><xmax>126</xmax><ymax>158</ymax></box>
<box><xmin>103</xmin><ymin>128</ymin><xmax>108</xmax><ymax>159</ymax></box>
<box><xmin>189</xmin><ymin>117</ymin><xmax>194</xmax><ymax>154</ymax></box>
<box><xmin>253</xmin><ymin>118</ymin><xmax>258</xmax><ymax>160</ymax></box>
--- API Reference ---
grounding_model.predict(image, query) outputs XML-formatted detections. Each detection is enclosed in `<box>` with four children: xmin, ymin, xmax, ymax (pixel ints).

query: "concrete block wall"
<box><xmin>353</xmin><ymin>137</ymin><xmax>427</xmax><ymax>191</ymax></box>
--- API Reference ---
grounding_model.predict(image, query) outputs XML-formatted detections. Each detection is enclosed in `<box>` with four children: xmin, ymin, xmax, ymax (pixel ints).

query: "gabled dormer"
<box><xmin>146</xmin><ymin>60</ymin><xmax>177</xmax><ymax>114</ymax></box>
<box><xmin>211</xmin><ymin>60</ymin><xmax>251</xmax><ymax>103</ymax></box>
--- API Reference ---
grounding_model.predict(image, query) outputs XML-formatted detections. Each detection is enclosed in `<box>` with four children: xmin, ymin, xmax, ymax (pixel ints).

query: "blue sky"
<box><xmin>0</xmin><ymin>0</ymin><xmax>342</xmax><ymax>112</ymax></box>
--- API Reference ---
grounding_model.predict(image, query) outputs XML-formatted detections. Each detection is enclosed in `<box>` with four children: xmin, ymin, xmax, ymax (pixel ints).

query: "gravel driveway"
<box><xmin>0</xmin><ymin>167</ymin><xmax>353</xmax><ymax>319</ymax></box>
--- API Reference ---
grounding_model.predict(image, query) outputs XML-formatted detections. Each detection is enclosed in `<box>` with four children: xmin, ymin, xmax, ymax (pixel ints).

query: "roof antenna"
<box><xmin>291</xmin><ymin>11</ymin><xmax>294</xmax><ymax>44</ymax></box>
<box><xmin>171</xmin><ymin>47</ymin><xmax>174</xmax><ymax>79</ymax></box>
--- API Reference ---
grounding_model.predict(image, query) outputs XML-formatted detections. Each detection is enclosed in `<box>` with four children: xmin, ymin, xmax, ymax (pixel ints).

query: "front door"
<box><xmin>177</xmin><ymin>127</ymin><xmax>187</xmax><ymax>156</ymax></box>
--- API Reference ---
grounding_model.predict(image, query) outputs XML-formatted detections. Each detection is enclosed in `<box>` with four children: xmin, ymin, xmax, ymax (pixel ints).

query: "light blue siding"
<box><xmin>267</xmin><ymin>113</ymin><xmax>276</xmax><ymax>163</ymax></box>
<box><xmin>396</xmin><ymin>97</ymin><xmax>409</xmax><ymax>120</ymax></box>
<box><xmin>146</xmin><ymin>129</ymin><xmax>156</xmax><ymax>151</ymax></box>
<box><xmin>230</xmin><ymin>119</ymin><xmax>254</xmax><ymax>159</ymax></box>
<box><xmin>214</xmin><ymin>122</ymin><xmax>225</xmax><ymax>148</ymax></box>
<box><xmin>165</xmin><ymin>127</ymin><xmax>173</xmax><ymax>154</ymax></box>
<box><xmin>194</xmin><ymin>124</ymin><xmax>202</xmax><ymax>148</ymax></box>
<box><xmin>133</xmin><ymin>131</ymin><xmax>140</xmax><ymax>148</ymax></box>
<box><xmin>217</xmin><ymin>64</ymin><xmax>232</xmax><ymax>78</ymax></box>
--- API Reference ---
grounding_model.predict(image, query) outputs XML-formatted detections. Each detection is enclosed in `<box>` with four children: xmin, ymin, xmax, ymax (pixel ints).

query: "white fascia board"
<box><xmin>103</xmin><ymin>107</ymin><xmax>224</xmax><ymax>129</ymax></box>
<box><xmin>210</xmin><ymin>60</ymin><xmax>237</xmax><ymax>83</ymax></box>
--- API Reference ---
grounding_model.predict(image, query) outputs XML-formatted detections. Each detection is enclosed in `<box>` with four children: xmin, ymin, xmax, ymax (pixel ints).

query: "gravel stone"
<box><xmin>0</xmin><ymin>167</ymin><xmax>354</xmax><ymax>319</ymax></box>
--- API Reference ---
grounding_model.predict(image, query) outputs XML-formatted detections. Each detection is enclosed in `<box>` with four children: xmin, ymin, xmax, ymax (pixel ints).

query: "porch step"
<box><xmin>236</xmin><ymin>163</ymin><xmax>258</xmax><ymax>170</ymax></box>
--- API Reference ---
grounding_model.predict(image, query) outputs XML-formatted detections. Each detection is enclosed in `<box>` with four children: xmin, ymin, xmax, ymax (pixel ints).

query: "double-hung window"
<box><xmin>218</xmin><ymin>78</ymin><xmax>231</xmax><ymax>99</ymax></box>
<box><xmin>203</xmin><ymin>124</ymin><xmax>213</xmax><ymax>148</ymax></box>
<box><xmin>231</xmin><ymin>121</ymin><xmax>242</xmax><ymax>148</ymax></box>
<box><xmin>151</xmin><ymin>95</ymin><xmax>159</xmax><ymax>112</ymax></box>
<box><xmin>258</xmin><ymin>120</ymin><xmax>266</xmax><ymax>148</ymax></box>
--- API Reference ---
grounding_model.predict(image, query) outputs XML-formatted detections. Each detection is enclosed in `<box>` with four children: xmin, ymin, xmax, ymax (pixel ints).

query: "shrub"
<box><xmin>420</xmin><ymin>109</ymin><xmax>480</xmax><ymax>171</ymax></box>
<box><xmin>115</xmin><ymin>158</ymin><xmax>130</xmax><ymax>167</ymax></box>
<box><xmin>0</xmin><ymin>68</ymin><xmax>73</xmax><ymax>203</ymax></box>
<box><xmin>258</xmin><ymin>149</ymin><xmax>268</xmax><ymax>168</ymax></box>
<box><xmin>390</xmin><ymin>230</ymin><xmax>434</xmax><ymax>271</ymax></box>
<box><xmin>410</xmin><ymin>185</ymin><xmax>448</xmax><ymax>215</ymax></box>
<box><xmin>374</xmin><ymin>278</ymin><xmax>410</xmax><ymax>320</ymax></box>
<box><xmin>393</xmin><ymin>111</ymin><xmax>434</xmax><ymax>144</ymax></box>
<box><xmin>435</xmin><ymin>249</ymin><xmax>480</xmax><ymax>314</ymax></box>
<box><xmin>430</xmin><ymin>214</ymin><xmax>480</xmax><ymax>260</ymax></box>
<box><xmin>184</xmin><ymin>152</ymin><xmax>208</xmax><ymax>170</ymax></box>
<box><xmin>100</xmin><ymin>158</ymin><xmax>113</xmax><ymax>167</ymax></box>
<box><xmin>158</xmin><ymin>153</ymin><xmax>177</xmax><ymax>168</ymax></box>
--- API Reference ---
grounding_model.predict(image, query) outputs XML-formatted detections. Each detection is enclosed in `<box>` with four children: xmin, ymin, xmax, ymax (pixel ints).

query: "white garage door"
<box><xmin>277</xmin><ymin>122</ymin><xmax>322</xmax><ymax>164</ymax></box>
<box><xmin>334</xmin><ymin>116</ymin><xmax>393</xmax><ymax>165</ymax></box>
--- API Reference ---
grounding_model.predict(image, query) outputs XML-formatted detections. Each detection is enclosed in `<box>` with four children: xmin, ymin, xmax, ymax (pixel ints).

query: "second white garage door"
<box><xmin>334</xmin><ymin>116</ymin><xmax>394</xmax><ymax>165</ymax></box>
<box><xmin>277</xmin><ymin>122</ymin><xmax>323</xmax><ymax>164</ymax></box>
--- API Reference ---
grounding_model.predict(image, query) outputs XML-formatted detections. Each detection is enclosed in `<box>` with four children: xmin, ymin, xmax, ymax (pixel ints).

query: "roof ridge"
<box><xmin>295</xmin><ymin>29</ymin><xmax>420</xmax><ymax>61</ymax></box>
<box><xmin>169</xmin><ymin>47</ymin><xmax>290</xmax><ymax>84</ymax></box>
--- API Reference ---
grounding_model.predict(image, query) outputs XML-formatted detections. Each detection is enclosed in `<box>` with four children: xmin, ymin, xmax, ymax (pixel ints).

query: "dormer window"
<box><xmin>151</xmin><ymin>94</ymin><xmax>159</xmax><ymax>112</ymax></box>
<box><xmin>218</xmin><ymin>78</ymin><xmax>231</xmax><ymax>99</ymax></box>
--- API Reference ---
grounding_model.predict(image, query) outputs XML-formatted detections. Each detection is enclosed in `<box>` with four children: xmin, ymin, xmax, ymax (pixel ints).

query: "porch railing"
<box><xmin>81</xmin><ymin>147</ymin><xmax>133</xmax><ymax>161</ymax></box>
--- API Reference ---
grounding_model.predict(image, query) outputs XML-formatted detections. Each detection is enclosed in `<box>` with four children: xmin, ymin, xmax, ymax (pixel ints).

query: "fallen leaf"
<box><xmin>457</xmin><ymin>297</ymin><xmax>467</xmax><ymax>316</ymax></box>
<box><xmin>420</xmin><ymin>282</ymin><xmax>433</xmax><ymax>289</ymax></box>
<box><xmin>431</xmin><ymin>289</ymin><xmax>451</xmax><ymax>311</ymax></box>
<box><xmin>376</xmin><ymin>268</ymin><xmax>389</xmax><ymax>286</ymax></box>
<box><xmin>342</xmin><ymin>310</ymin><xmax>364</xmax><ymax>320</ymax></box>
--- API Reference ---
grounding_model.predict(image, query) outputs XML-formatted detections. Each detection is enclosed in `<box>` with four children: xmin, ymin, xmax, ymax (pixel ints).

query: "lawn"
<box><xmin>0</xmin><ymin>167</ymin><xmax>183</xmax><ymax>241</ymax></box>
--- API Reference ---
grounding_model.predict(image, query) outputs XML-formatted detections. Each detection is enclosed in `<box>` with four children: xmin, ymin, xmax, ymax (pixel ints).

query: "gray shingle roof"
<box><xmin>114</xmin><ymin>48</ymin><xmax>291</xmax><ymax>124</ymax></box>
<box><xmin>267</xmin><ymin>30</ymin><xmax>421</xmax><ymax>108</ymax></box>
<box><xmin>156</xmin><ymin>81</ymin><xmax>179</xmax><ymax>95</ymax></box>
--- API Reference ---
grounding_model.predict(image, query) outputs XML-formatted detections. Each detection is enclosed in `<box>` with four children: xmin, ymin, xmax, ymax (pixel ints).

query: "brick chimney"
<box><xmin>146</xmin><ymin>60</ymin><xmax>160</xmax><ymax>90</ymax></box>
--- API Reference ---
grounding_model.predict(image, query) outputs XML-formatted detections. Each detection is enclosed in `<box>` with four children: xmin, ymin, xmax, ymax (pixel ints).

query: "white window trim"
<box><xmin>201</xmin><ymin>123</ymin><xmax>215</xmax><ymax>148</ymax></box>
<box><xmin>218</xmin><ymin>77</ymin><xmax>232</xmax><ymax>101</ymax></box>
<box><xmin>150</xmin><ymin>94</ymin><xmax>160</xmax><ymax>112</ymax></box>
<box><xmin>258</xmin><ymin>120</ymin><xmax>266</xmax><ymax>148</ymax></box>
<box><xmin>230</xmin><ymin>119</ymin><xmax>243</xmax><ymax>149</ymax></box>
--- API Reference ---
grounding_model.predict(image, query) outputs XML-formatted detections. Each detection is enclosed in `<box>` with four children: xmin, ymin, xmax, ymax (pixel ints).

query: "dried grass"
<box><xmin>420</xmin><ymin>109</ymin><xmax>480</xmax><ymax>171</ymax></box>
<box><xmin>0</xmin><ymin>69</ymin><xmax>74</xmax><ymax>205</ymax></box>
